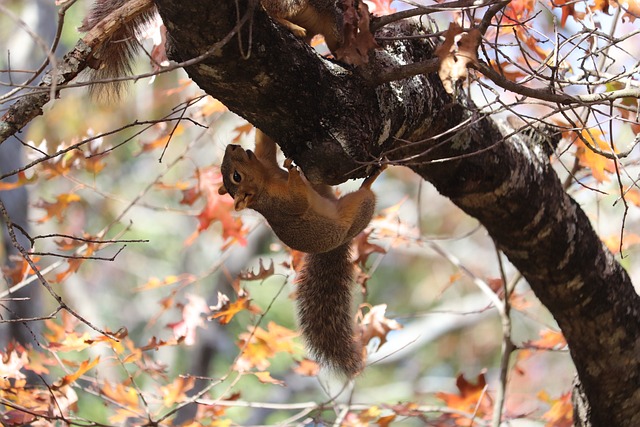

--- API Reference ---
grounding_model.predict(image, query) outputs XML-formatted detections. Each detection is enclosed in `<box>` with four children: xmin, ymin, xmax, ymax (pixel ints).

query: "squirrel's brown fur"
<box><xmin>219</xmin><ymin>131</ymin><xmax>383</xmax><ymax>376</ymax></box>
<box><xmin>80</xmin><ymin>0</ymin><xmax>344</xmax><ymax>98</ymax></box>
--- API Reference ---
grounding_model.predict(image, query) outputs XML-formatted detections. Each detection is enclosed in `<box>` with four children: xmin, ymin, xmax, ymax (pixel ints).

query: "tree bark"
<box><xmin>159</xmin><ymin>0</ymin><xmax>640</xmax><ymax>424</ymax></box>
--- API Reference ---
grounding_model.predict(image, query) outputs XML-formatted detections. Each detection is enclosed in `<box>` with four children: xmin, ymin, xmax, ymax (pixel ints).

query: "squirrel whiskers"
<box><xmin>219</xmin><ymin>131</ymin><xmax>384</xmax><ymax>376</ymax></box>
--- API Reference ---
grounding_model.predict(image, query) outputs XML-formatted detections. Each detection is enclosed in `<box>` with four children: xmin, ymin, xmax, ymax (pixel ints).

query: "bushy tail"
<box><xmin>296</xmin><ymin>243</ymin><xmax>362</xmax><ymax>377</ymax></box>
<box><xmin>79</xmin><ymin>0</ymin><xmax>157</xmax><ymax>99</ymax></box>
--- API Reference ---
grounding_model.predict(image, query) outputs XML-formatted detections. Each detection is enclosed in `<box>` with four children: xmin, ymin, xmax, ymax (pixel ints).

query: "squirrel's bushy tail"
<box><xmin>79</xmin><ymin>0</ymin><xmax>157</xmax><ymax>99</ymax></box>
<box><xmin>296</xmin><ymin>243</ymin><xmax>362</xmax><ymax>377</ymax></box>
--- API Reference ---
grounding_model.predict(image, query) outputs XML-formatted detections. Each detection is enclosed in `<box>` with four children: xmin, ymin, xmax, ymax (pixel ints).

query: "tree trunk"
<box><xmin>155</xmin><ymin>0</ymin><xmax>640</xmax><ymax>425</ymax></box>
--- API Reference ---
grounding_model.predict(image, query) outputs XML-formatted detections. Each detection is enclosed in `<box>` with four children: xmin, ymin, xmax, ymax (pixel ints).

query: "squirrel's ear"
<box><xmin>234</xmin><ymin>193</ymin><xmax>253</xmax><ymax>211</ymax></box>
<box><xmin>218</xmin><ymin>185</ymin><xmax>228</xmax><ymax>195</ymax></box>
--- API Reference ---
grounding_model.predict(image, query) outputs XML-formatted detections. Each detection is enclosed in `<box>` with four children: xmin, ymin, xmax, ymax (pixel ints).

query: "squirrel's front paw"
<box><xmin>284</xmin><ymin>158</ymin><xmax>295</xmax><ymax>170</ymax></box>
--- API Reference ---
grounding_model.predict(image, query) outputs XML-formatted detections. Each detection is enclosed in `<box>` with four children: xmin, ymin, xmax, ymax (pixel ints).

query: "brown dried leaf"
<box><xmin>240</xmin><ymin>258</ymin><xmax>275</xmax><ymax>281</ymax></box>
<box><xmin>358</xmin><ymin>304</ymin><xmax>402</xmax><ymax>348</ymax></box>
<box><xmin>436</xmin><ymin>23</ymin><xmax>481</xmax><ymax>94</ymax></box>
<box><xmin>352</xmin><ymin>230</ymin><xmax>386</xmax><ymax>267</ymax></box>
<box><xmin>335</xmin><ymin>0</ymin><xmax>378</xmax><ymax>65</ymax></box>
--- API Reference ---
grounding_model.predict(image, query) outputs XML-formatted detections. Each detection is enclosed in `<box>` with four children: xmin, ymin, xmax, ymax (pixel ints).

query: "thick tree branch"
<box><xmin>154</xmin><ymin>0</ymin><xmax>639</xmax><ymax>425</ymax></box>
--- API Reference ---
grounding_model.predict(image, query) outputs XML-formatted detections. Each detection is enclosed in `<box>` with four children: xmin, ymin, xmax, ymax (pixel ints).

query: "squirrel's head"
<box><xmin>218</xmin><ymin>144</ymin><xmax>265</xmax><ymax>211</ymax></box>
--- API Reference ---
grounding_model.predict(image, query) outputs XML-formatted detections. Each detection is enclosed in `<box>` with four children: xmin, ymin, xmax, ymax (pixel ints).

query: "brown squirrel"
<box><xmin>80</xmin><ymin>0</ymin><xmax>344</xmax><ymax>98</ymax></box>
<box><xmin>218</xmin><ymin>130</ymin><xmax>384</xmax><ymax>376</ymax></box>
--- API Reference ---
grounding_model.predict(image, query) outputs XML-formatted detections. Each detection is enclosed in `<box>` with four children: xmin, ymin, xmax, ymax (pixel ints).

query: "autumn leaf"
<box><xmin>0</xmin><ymin>171</ymin><xmax>37</xmax><ymax>191</ymax></box>
<box><xmin>253</xmin><ymin>371</ymin><xmax>285</xmax><ymax>386</ymax></box>
<box><xmin>525</xmin><ymin>329</ymin><xmax>567</xmax><ymax>350</ymax></box>
<box><xmin>359</xmin><ymin>304</ymin><xmax>402</xmax><ymax>350</ymax></box>
<box><xmin>209</xmin><ymin>289</ymin><xmax>260</xmax><ymax>324</ymax></box>
<box><xmin>101</xmin><ymin>381</ymin><xmax>142</xmax><ymax>424</ymax></box>
<box><xmin>55</xmin><ymin>243</ymin><xmax>96</xmax><ymax>283</ymax></box>
<box><xmin>235</xmin><ymin>322</ymin><xmax>298</xmax><ymax>372</ymax></box>
<box><xmin>364</xmin><ymin>0</ymin><xmax>396</xmax><ymax>16</ymax></box>
<box><xmin>135</xmin><ymin>274</ymin><xmax>196</xmax><ymax>291</ymax></box>
<box><xmin>574</xmin><ymin>129</ymin><xmax>616</xmax><ymax>182</ymax></box>
<box><xmin>436</xmin><ymin>373</ymin><xmax>492</xmax><ymax>424</ymax></box>
<box><xmin>539</xmin><ymin>391</ymin><xmax>573</xmax><ymax>427</ymax></box>
<box><xmin>35</xmin><ymin>193</ymin><xmax>82</xmax><ymax>223</ymax></box>
<box><xmin>0</xmin><ymin>349</ymin><xmax>29</xmax><ymax>380</ymax></box>
<box><xmin>613</xmin><ymin>0</ymin><xmax>640</xmax><ymax>22</ymax></box>
<box><xmin>436</xmin><ymin>23</ymin><xmax>481</xmax><ymax>94</ymax></box>
<box><xmin>335</xmin><ymin>0</ymin><xmax>378</xmax><ymax>65</ymax></box>
<box><xmin>160</xmin><ymin>376</ymin><xmax>195</xmax><ymax>406</ymax></box>
<box><xmin>293</xmin><ymin>358</ymin><xmax>320</xmax><ymax>376</ymax></box>
<box><xmin>53</xmin><ymin>357</ymin><xmax>100</xmax><ymax>389</ymax></box>
<box><xmin>603</xmin><ymin>232</ymin><xmax>640</xmax><ymax>254</ymax></box>
<box><xmin>184</xmin><ymin>167</ymin><xmax>247</xmax><ymax>248</ymax></box>
<box><xmin>231</xmin><ymin>122</ymin><xmax>254</xmax><ymax>143</ymax></box>
<box><xmin>199</xmin><ymin>97</ymin><xmax>228</xmax><ymax>117</ymax></box>
<box><xmin>1</xmin><ymin>410</ymin><xmax>38</xmax><ymax>426</ymax></box>
<box><xmin>240</xmin><ymin>258</ymin><xmax>275</xmax><ymax>281</ymax></box>
<box><xmin>167</xmin><ymin>293</ymin><xmax>210</xmax><ymax>345</ymax></box>
<box><xmin>352</xmin><ymin>230</ymin><xmax>386</xmax><ymax>267</ymax></box>
<box><xmin>1</xmin><ymin>255</ymin><xmax>40</xmax><ymax>286</ymax></box>
<box><xmin>139</xmin><ymin>124</ymin><xmax>185</xmax><ymax>153</ymax></box>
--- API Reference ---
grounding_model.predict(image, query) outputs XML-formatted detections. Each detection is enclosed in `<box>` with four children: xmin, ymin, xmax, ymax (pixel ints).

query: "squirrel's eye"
<box><xmin>232</xmin><ymin>171</ymin><xmax>242</xmax><ymax>184</ymax></box>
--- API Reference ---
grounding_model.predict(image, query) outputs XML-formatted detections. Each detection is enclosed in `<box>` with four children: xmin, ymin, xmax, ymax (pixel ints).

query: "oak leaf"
<box><xmin>53</xmin><ymin>357</ymin><xmax>100</xmax><ymax>389</ymax></box>
<box><xmin>167</xmin><ymin>294</ymin><xmax>210</xmax><ymax>345</ymax></box>
<box><xmin>160</xmin><ymin>376</ymin><xmax>195</xmax><ymax>406</ymax></box>
<box><xmin>335</xmin><ymin>0</ymin><xmax>378</xmax><ymax>65</ymax></box>
<box><xmin>436</xmin><ymin>373</ymin><xmax>492</xmax><ymax>425</ymax></box>
<box><xmin>35</xmin><ymin>193</ymin><xmax>82</xmax><ymax>223</ymax></box>
<box><xmin>358</xmin><ymin>304</ymin><xmax>402</xmax><ymax>350</ymax></box>
<box><xmin>436</xmin><ymin>23</ymin><xmax>481</xmax><ymax>94</ymax></box>
<box><xmin>352</xmin><ymin>230</ymin><xmax>386</xmax><ymax>266</ymax></box>
<box><xmin>0</xmin><ymin>171</ymin><xmax>37</xmax><ymax>191</ymax></box>
<box><xmin>209</xmin><ymin>289</ymin><xmax>261</xmax><ymax>324</ymax></box>
<box><xmin>575</xmin><ymin>129</ymin><xmax>616</xmax><ymax>183</ymax></box>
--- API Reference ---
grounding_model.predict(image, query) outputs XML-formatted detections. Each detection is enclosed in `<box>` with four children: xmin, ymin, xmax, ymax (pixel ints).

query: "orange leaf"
<box><xmin>35</xmin><ymin>193</ymin><xmax>82</xmax><ymax>223</ymax></box>
<box><xmin>184</xmin><ymin>167</ymin><xmax>247</xmax><ymax>248</ymax></box>
<box><xmin>574</xmin><ymin>129</ymin><xmax>615</xmax><ymax>183</ymax></box>
<box><xmin>539</xmin><ymin>391</ymin><xmax>573</xmax><ymax>427</ymax></box>
<box><xmin>293</xmin><ymin>358</ymin><xmax>320</xmax><ymax>376</ymax></box>
<box><xmin>603</xmin><ymin>232</ymin><xmax>640</xmax><ymax>254</ymax></box>
<box><xmin>526</xmin><ymin>329</ymin><xmax>567</xmax><ymax>350</ymax></box>
<box><xmin>231</xmin><ymin>122</ymin><xmax>254</xmax><ymax>143</ymax></box>
<box><xmin>160</xmin><ymin>376</ymin><xmax>195</xmax><ymax>406</ymax></box>
<box><xmin>139</xmin><ymin>124</ymin><xmax>185</xmax><ymax>153</ymax></box>
<box><xmin>0</xmin><ymin>171</ymin><xmax>37</xmax><ymax>191</ymax></box>
<box><xmin>53</xmin><ymin>357</ymin><xmax>100</xmax><ymax>389</ymax></box>
<box><xmin>253</xmin><ymin>371</ymin><xmax>285</xmax><ymax>386</ymax></box>
<box><xmin>235</xmin><ymin>322</ymin><xmax>298</xmax><ymax>372</ymax></box>
<box><xmin>209</xmin><ymin>290</ymin><xmax>260</xmax><ymax>325</ymax></box>
<box><xmin>436</xmin><ymin>373</ymin><xmax>492</xmax><ymax>423</ymax></box>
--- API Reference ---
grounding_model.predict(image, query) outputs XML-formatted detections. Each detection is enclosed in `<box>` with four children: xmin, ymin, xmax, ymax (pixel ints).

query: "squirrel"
<box><xmin>79</xmin><ymin>0</ymin><xmax>344</xmax><ymax>98</ymax></box>
<box><xmin>218</xmin><ymin>130</ymin><xmax>384</xmax><ymax>377</ymax></box>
